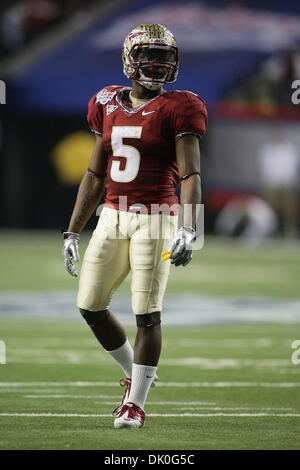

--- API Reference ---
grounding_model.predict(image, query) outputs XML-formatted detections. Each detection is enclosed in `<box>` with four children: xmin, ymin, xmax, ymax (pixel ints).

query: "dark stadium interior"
<box><xmin>1</xmin><ymin>0</ymin><xmax>300</xmax><ymax>238</ymax></box>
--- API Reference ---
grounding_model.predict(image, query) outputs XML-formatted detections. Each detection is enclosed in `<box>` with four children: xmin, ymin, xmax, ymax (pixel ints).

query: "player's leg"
<box><xmin>77</xmin><ymin>207</ymin><xmax>133</xmax><ymax>377</ymax></box>
<box><xmin>134</xmin><ymin>311</ymin><xmax>161</xmax><ymax>365</ymax></box>
<box><xmin>130</xmin><ymin>214</ymin><xmax>177</xmax><ymax>404</ymax></box>
<box><xmin>114</xmin><ymin>213</ymin><xmax>177</xmax><ymax>428</ymax></box>
<box><xmin>79</xmin><ymin>308</ymin><xmax>133</xmax><ymax>377</ymax></box>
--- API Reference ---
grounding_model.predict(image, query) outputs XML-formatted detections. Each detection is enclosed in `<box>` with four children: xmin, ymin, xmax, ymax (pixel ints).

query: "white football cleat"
<box><xmin>113</xmin><ymin>402</ymin><xmax>145</xmax><ymax>429</ymax></box>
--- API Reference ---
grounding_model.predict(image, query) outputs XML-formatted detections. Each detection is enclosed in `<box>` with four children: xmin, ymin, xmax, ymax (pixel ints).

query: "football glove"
<box><xmin>62</xmin><ymin>232</ymin><xmax>80</xmax><ymax>277</ymax></box>
<box><xmin>169</xmin><ymin>226</ymin><xmax>196</xmax><ymax>267</ymax></box>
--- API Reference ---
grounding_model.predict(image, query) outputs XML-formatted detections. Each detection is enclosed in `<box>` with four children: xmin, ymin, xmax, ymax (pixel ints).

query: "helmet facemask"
<box><xmin>129</xmin><ymin>44</ymin><xmax>178</xmax><ymax>89</ymax></box>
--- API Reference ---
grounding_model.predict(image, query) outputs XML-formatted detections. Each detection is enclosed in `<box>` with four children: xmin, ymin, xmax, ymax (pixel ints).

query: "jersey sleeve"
<box><xmin>87</xmin><ymin>94</ymin><xmax>103</xmax><ymax>136</ymax></box>
<box><xmin>171</xmin><ymin>91</ymin><xmax>208</xmax><ymax>141</ymax></box>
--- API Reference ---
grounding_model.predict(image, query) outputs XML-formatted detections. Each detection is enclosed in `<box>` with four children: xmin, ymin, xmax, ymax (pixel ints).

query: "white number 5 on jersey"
<box><xmin>111</xmin><ymin>126</ymin><xmax>142</xmax><ymax>183</ymax></box>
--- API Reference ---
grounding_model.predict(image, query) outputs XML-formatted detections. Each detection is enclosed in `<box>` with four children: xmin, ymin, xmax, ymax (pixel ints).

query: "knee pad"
<box><xmin>136</xmin><ymin>311</ymin><xmax>161</xmax><ymax>328</ymax></box>
<box><xmin>79</xmin><ymin>308</ymin><xmax>109</xmax><ymax>328</ymax></box>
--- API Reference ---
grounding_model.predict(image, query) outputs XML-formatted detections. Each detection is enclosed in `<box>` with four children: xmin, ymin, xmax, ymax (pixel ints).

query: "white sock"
<box><xmin>126</xmin><ymin>363</ymin><xmax>157</xmax><ymax>410</ymax></box>
<box><xmin>106</xmin><ymin>338</ymin><xmax>133</xmax><ymax>378</ymax></box>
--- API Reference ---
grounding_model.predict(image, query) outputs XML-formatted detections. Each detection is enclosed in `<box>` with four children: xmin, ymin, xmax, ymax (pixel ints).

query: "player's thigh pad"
<box><xmin>130</xmin><ymin>214</ymin><xmax>178</xmax><ymax>315</ymax></box>
<box><xmin>77</xmin><ymin>207</ymin><xmax>130</xmax><ymax>312</ymax></box>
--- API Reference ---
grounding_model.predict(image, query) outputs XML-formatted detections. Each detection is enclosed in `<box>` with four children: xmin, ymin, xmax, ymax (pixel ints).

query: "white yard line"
<box><xmin>178</xmin><ymin>338</ymin><xmax>274</xmax><ymax>348</ymax></box>
<box><xmin>4</xmin><ymin>356</ymin><xmax>292</xmax><ymax>367</ymax></box>
<box><xmin>20</xmin><ymin>397</ymin><xmax>293</xmax><ymax>412</ymax></box>
<box><xmin>19</xmin><ymin>396</ymin><xmax>297</xmax><ymax>412</ymax></box>
<box><xmin>23</xmin><ymin>394</ymin><xmax>124</xmax><ymax>399</ymax></box>
<box><xmin>22</xmin><ymin>397</ymin><xmax>217</xmax><ymax>404</ymax></box>
<box><xmin>172</xmin><ymin>407</ymin><xmax>293</xmax><ymax>411</ymax></box>
<box><xmin>0</xmin><ymin>381</ymin><xmax>300</xmax><ymax>388</ymax></box>
<box><xmin>159</xmin><ymin>358</ymin><xmax>290</xmax><ymax>368</ymax></box>
<box><xmin>0</xmin><ymin>412</ymin><xmax>299</xmax><ymax>418</ymax></box>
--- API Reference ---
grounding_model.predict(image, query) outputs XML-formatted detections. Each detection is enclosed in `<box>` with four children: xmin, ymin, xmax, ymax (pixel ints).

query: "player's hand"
<box><xmin>62</xmin><ymin>232</ymin><xmax>80</xmax><ymax>277</ymax></box>
<box><xmin>169</xmin><ymin>226</ymin><xmax>196</xmax><ymax>267</ymax></box>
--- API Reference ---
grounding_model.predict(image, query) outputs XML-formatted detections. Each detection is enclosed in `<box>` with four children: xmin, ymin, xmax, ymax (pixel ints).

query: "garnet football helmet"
<box><xmin>122</xmin><ymin>23</ymin><xmax>179</xmax><ymax>90</ymax></box>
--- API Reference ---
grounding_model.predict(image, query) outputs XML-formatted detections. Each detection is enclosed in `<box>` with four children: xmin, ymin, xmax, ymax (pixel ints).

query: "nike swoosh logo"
<box><xmin>142</xmin><ymin>110</ymin><xmax>156</xmax><ymax>116</ymax></box>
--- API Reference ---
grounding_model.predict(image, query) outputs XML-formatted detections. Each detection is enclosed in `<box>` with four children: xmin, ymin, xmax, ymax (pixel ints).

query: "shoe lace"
<box><xmin>120</xmin><ymin>377</ymin><xmax>131</xmax><ymax>391</ymax></box>
<box><xmin>113</xmin><ymin>402</ymin><xmax>145</xmax><ymax>420</ymax></box>
<box><xmin>112</xmin><ymin>377</ymin><xmax>131</xmax><ymax>416</ymax></box>
<box><xmin>125</xmin><ymin>402</ymin><xmax>145</xmax><ymax>421</ymax></box>
<box><xmin>120</xmin><ymin>377</ymin><xmax>131</xmax><ymax>403</ymax></box>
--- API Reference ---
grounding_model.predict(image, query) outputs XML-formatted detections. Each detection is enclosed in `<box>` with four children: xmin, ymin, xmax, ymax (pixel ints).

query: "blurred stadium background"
<box><xmin>0</xmin><ymin>0</ymin><xmax>300</xmax><ymax>450</ymax></box>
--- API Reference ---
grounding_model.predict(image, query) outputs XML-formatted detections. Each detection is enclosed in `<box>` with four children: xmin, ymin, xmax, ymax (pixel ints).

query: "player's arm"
<box><xmin>176</xmin><ymin>134</ymin><xmax>201</xmax><ymax>229</ymax></box>
<box><xmin>67</xmin><ymin>135</ymin><xmax>107</xmax><ymax>233</ymax></box>
<box><xmin>169</xmin><ymin>134</ymin><xmax>201</xmax><ymax>267</ymax></box>
<box><xmin>62</xmin><ymin>135</ymin><xmax>107</xmax><ymax>276</ymax></box>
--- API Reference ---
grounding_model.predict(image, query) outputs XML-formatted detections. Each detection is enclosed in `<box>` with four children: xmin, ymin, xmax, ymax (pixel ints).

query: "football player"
<box><xmin>62</xmin><ymin>23</ymin><xmax>208</xmax><ymax>429</ymax></box>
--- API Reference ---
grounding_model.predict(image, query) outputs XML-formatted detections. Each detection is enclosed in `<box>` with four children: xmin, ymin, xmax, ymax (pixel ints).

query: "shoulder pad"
<box><xmin>165</xmin><ymin>89</ymin><xmax>205</xmax><ymax>104</ymax></box>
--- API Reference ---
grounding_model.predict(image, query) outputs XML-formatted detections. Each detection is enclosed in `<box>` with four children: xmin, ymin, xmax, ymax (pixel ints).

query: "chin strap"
<box><xmin>138</xmin><ymin>73</ymin><xmax>162</xmax><ymax>90</ymax></box>
<box><xmin>140</xmin><ymin>82</ymin><xmax>162</xmax><ymax>91</ymax></box>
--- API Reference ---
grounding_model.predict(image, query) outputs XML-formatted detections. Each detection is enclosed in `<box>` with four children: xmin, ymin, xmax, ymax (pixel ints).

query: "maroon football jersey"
<box><xmin>87</xmin><ymin>85</ymin><xmax>208</xmax><ymax>213</ymax></box>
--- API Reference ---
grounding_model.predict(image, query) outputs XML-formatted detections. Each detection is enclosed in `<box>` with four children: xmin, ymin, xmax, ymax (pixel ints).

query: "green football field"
<box><xmin>0</xmin><ymin>231</ymin><xmax>300</xmax><ymax>450</ymax></box>
<box><xmin>0</xmin><ymin>230</ymin><xmax>300</xmax><ymax>297</ymax></box>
